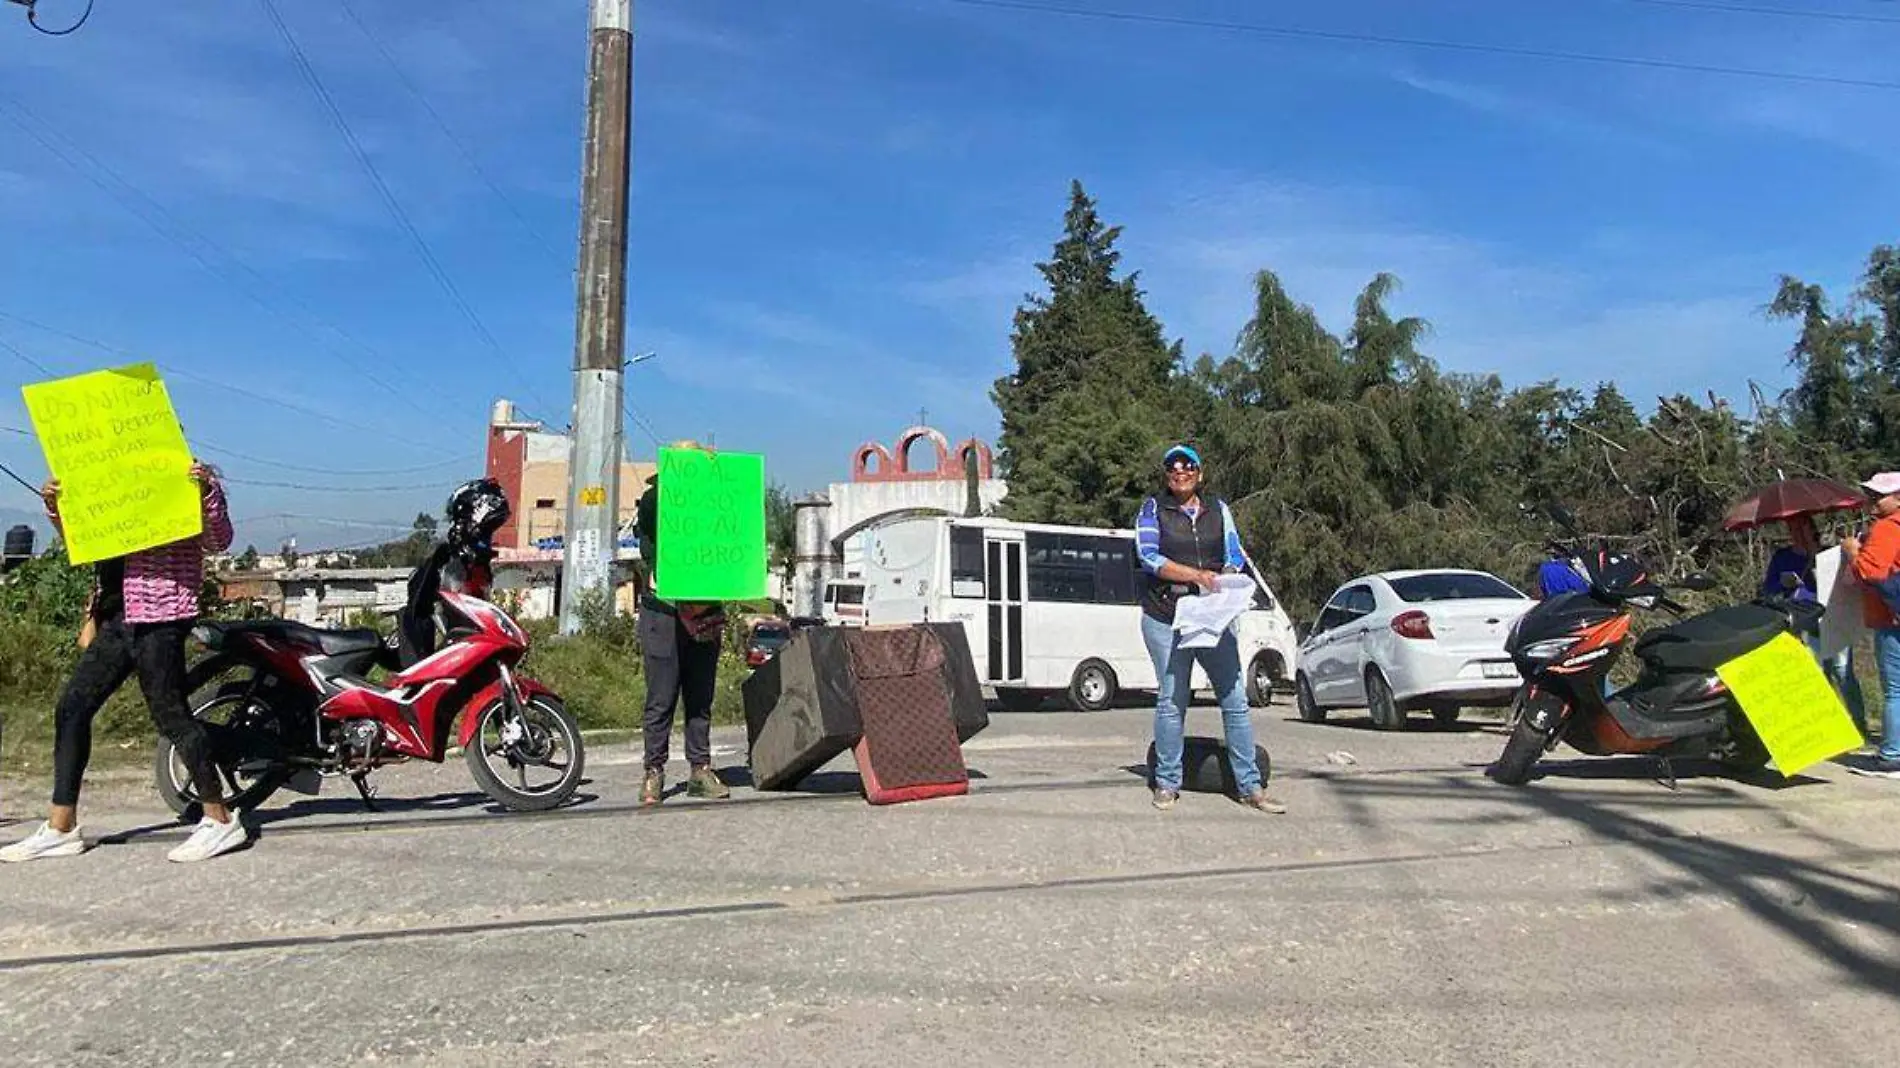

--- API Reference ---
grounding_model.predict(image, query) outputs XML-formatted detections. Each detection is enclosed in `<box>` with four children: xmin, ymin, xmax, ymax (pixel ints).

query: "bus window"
<box><xmin>950</xmin><ymin>526</ymin><xmax>985</xmax><ymax>598</ymax></box>
<box><xmin>1026</xmin><ymin>532</ymin><xmax>1099</xmax><ymax>603</ymax></box>
<box><xmin>1090</xmin><ymin>535</ymin><xmax>1137</xmax><ymax>605</ymax></box>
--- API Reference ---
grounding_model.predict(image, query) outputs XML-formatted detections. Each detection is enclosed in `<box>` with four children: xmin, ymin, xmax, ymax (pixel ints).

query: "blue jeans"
<box><xmin>1876</xmin><ymin>629</ymin><xmax>1900</xmax><ymax>762</ymax></box>
<box><xmin>1141</xmin><ymin>613</ymin><xmax>1262</xmax><ymax>795</ymax></box>
<box><xmin>1809</xmin><ymin>639</ymin><xmax>1869</xmax><ymax>741</ymax></box>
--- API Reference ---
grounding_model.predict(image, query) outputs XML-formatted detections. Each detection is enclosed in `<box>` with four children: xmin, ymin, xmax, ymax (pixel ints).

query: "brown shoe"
<box><xmin>641</xmin><ymin>768</ymin><xmax>665</xmax><ymax>807</ymax></box>
<box><xmin>1240</xmin><ymin>789</ymin><xmax>1287</xmax><ymax>814</ymax></box>
<box><xmin>688</xmin><ymin>765</ymin><xmax>731</xmax><ymax>800</ymax></box>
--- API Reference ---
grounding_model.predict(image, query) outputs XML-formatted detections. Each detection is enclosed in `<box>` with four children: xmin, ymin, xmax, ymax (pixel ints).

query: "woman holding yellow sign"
<box><xmin>0</xmin><ymin>460</ymin><xmax>245</xmax><ymax>864</ymax></box>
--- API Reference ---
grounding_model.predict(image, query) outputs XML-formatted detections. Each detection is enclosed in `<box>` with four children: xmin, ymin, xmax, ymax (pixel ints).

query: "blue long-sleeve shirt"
<box><xmin>1136</xmin><ymin>496</ymin><xmax>1245</xmax><ymax>576</ymax></box>
<box><xmin>1761</xmin><ymin>546</ymin><xmax>1819</xmax><ymax>603</ymax></box>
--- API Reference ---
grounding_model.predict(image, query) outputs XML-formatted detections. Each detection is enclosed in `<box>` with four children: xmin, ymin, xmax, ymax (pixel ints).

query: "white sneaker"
<box><xmin>166</xmin><ymin>813</ymin><xmax>250</xmax><ymax>863</ymax></box>
<box><xmin>0</xmin><ymin>822</ymin><xmax>87</xmax><ymax>863</ymax></box>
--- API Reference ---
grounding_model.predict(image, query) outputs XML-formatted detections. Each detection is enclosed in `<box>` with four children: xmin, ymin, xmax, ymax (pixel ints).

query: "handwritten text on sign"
<box><xmin>1714</xmin><ymin>632</ymin><xmax>1864</xmax><ymax>777</ymax></box>
<box><xmin>654</xmin><ymin>447</ymin><xmax>766</xmax><ymax>603</ymax></box>
<box><xmin>21</xmin><ymin>363</ymin><xmax>202</xmax><ymax>566</ymax></box>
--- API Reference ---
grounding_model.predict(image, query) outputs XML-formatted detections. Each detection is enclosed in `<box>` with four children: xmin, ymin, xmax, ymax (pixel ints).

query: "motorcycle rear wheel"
<box><xmin>156</xmin><ymin>656</ymin><xmax>293</xmax><ymax>821</ymax></box>
<box><xmin>463</xmin><ymin>692</ymin><xmax>586</xmax><ymax>812</ymax></box>
<box><xmin>1719</xmin><ymin>712</ymin><xmax>1773</xmax><ymax>774</ymax></box>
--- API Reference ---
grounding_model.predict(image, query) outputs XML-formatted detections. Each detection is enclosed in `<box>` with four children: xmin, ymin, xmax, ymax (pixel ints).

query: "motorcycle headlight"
<box><xmin>1520</xmin><ymin>638</ymin><xmax>1574</xmax><ymax>665</ymax></box>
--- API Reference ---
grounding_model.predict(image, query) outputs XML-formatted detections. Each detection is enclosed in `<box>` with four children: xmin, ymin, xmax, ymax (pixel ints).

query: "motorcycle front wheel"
<box><xmin>1491</xmin><ymin>692</ymin><xmax>1553</xmax><ymax>785</ymax></box>
<box><xmin>463</xmin><ymin>692</ymin><xmax>585</xmax><ymax>812</ymax></box>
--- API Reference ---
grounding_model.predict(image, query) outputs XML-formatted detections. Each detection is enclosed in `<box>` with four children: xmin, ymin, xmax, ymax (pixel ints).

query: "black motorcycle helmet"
<box><xmin>444</xmin><ymin>477</ymin><xmax>510</xmax><ymax>547</ymax></box>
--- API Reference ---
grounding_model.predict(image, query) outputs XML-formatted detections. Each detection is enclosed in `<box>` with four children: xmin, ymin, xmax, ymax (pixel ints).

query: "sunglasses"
<box><xmin>1166</xmin><ymin>461</ymin><xmax>1200</xmax><ymax>474</ymax></box>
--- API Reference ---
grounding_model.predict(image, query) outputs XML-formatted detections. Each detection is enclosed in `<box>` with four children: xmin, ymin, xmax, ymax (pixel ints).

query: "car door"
<box><xmin>1302</xmin><ymin>589</ymin><xmax>1356</xmax><ymax>705</ymax></box>
<box><xmin>1329</xmin><ymin>584</ymin><xmax>1380</xmax><ymax>706</ymax></box>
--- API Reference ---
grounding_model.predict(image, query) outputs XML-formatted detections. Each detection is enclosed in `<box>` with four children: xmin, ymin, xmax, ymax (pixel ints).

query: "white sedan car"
<box><xmin>1295</xmin><ymin>569</ymin><xmax>1533</xmax><ymax>730</ymax></box>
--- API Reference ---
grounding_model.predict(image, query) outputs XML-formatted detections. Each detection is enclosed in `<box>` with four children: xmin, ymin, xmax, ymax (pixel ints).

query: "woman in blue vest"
<box><xmin>1136</xmin><ymin>444</ymin><xmax>1285</xmax><ymax>813</ymax></box>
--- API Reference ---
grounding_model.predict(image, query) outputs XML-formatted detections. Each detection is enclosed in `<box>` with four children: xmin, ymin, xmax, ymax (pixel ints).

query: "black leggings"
<box><xmin>52</xmin><ymin>617</ymin><xmax>221</xmax><ymax>808</ymax></box>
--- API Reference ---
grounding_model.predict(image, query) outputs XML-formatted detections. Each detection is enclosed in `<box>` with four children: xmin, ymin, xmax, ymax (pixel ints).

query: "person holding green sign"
<box><xmin>633</xmin><ymin>448</ymin><xmax>733</xmax><ymax>806</ymax></box>
<box><xmin>2</xmin><ymin>460</ymin><xmax>246</xmax><ymax>864</ymax></box>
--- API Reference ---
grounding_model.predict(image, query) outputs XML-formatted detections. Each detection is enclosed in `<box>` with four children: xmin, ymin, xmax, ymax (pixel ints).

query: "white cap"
<box><xmin>1862</xmin><ymin>472</ymin><xmax>1900</xmax><ymax>498</ymax></box>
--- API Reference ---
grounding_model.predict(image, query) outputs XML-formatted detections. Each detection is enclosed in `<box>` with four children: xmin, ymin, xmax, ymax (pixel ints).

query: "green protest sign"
<box><xmin>654</xmin><ymin>447</ymin><xmax>767</xmax><ymax>602</ymax></box>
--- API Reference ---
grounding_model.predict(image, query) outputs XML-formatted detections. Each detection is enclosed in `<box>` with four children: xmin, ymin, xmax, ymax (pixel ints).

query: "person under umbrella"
<box><xmin>1763</xmin><ymin>514</ymin><xmax>1870</xmax><ymax>742</ymax></box>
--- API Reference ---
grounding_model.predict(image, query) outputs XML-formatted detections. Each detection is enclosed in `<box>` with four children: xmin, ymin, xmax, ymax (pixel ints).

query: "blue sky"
<box><xmin>0</xmin><ymin>0</ymin><xmax>1893</xmax><ymax>551</ymax></box>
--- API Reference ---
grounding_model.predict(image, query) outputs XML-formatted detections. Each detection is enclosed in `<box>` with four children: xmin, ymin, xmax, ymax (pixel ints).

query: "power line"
<box><xmin>942</xmin><ymin>0</ymin><xmax>1900</xmax><ymax>92</ymax></box>
<box><xmin>223</xmin><ymin>475</ymin><xmax>459</xmax><ymax>492</ymax></box>
<box><xmin>334</xmin><ymin>0</ymin><xmax>570</xmax><ymax>266</ymax></box>
<box><xmin>623</xmin><ymin>402</ymin><xmax>665</xmax><ymax>449</ymax></box>
<box><xmin>0</xmin><ymin>458</ymin><xmax>43</xmax><ymax>497</ymax></box>
<box><xmin>1617</xmin><ymin>0</ymin><xmax>1900</xmax><ymax>25</ymax></box>
<box><xmin>0</xmin><ymin>310</ymin><xmax>450</xmax><ymax>452</ymax></box>
<box><xmin>255</xmin><ymin>0</ymin><xmax>560</xmax><ymax>416</ymax></box>
<box><xmin>193</xmin><ymin>441</ymin><xmax>481</xmax><ymax>477</ymax></box>
<box><xmin>234</xmin><ymin>512</ymin><xmax>419</xmax><ymax>532</ymax></box>
<box><xmin>0</xmin><ymin>97</ymin><xmax>456</xmax><ymax>434</ymax></box>
<box><xmin>0</xmin><ymin>333</ymin><xmax>52</xmax><ymax>376</ymax></box>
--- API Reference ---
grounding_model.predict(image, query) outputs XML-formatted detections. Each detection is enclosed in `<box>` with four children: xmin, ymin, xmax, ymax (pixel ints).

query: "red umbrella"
<box><xmin>1722</xmin><ymin>477</ymin><xmax>1867</xmax><ymax>532</ymax></box>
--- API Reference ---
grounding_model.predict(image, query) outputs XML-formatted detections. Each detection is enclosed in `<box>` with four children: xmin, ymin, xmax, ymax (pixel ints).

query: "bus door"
<box><xmin>984</xmin><ymin>531</ymin><xmax>1026</xmax><ymax>683</ymax></box>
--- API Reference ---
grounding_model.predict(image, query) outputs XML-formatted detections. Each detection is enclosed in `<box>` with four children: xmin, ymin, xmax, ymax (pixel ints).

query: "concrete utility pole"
<box><xmin>559</xmin><ymin>0</ymin><xmax>635</xmax><ymax>635</ymax></box>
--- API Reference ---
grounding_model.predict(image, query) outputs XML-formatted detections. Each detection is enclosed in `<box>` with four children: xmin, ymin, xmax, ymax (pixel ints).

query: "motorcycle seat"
<box><xmin>202</xmin><ymin>620</ymin><xmax>386</xmax><ymax>659</ymax></box>
<box><xmin>1634</xmin><ymin>604</ymin><xmax>1787</xmax><ymax>674</ymax></box>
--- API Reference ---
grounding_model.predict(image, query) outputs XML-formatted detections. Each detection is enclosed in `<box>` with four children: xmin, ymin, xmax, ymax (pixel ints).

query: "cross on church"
<box><xmin>916</xmin><ymin>407</ymin><xmax>929</xmax><ymax>427</ymax></box>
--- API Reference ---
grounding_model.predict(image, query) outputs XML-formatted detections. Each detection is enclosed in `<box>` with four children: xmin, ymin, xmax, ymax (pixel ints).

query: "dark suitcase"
<box><xmin>742</xmin><ymin>628</ymin><xmax>863</xmax><ymax>791</ymax></box>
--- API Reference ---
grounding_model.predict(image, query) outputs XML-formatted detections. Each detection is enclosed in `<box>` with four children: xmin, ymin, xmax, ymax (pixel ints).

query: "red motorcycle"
<box><xmin>156</xmin><ymin>480</ymin><xmax>585</xmax><ymax>816</ymax></box>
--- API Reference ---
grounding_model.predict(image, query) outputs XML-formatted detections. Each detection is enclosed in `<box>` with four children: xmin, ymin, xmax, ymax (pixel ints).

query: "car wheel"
<box><xmin>1246</xmin><ymin>652</ymin><xmax>1283</xmax><ymax>707</ymax></box>
<box><xmin>1367</xmin><ymin>669</ymin><xmax>1406</xmax><ymax>731</ymax></box>
<box><xmin>1295</xmin><ymin>673</ymin><xmax>1326</xmax><ymax>724</ymax></box>
<box><xmin>1068</xmin><ymin>659</ymin><xmax>1117</xmax><ymax>712</ymax></box>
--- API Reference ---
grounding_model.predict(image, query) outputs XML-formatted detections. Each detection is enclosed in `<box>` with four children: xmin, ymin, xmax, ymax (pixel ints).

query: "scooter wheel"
<box><xmin>1490</xmin><ymin>717</ymin><xmax>1549</xmax><ymax>786</ymax></box>
<box><xmin>1720</xmin><ymin>713</ymin><xmax>1772</xmax><ymax>774</ymax></box>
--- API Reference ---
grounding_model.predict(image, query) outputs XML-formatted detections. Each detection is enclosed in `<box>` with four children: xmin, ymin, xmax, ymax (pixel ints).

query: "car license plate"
<box><xmin>1483</xmin><ymin>662</ymin><xmax>1516</xmax><ymax>679</ymax></box>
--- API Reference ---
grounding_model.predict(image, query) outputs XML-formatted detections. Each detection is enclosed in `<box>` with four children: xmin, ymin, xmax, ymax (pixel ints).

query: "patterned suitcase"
<box><xmin>845</xmin><ymin>626</ymin><xmax>969</xmax><ymax>804</ymax></box>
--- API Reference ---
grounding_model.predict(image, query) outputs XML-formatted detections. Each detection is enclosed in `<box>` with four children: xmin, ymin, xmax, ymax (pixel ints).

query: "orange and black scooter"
<box><xmin>1490</xmin><ymin>506</ymin><xmax>1819</xmax><ymax>785</ymax></box>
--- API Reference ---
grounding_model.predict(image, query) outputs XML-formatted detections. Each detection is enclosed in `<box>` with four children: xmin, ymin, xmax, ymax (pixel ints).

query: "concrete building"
<box><xmin>273</xmin><ymin>568</ymin><xmax>414</xmax><ymax>626</ymax></box>
<box><xmin>484</xmin><ymin>399</ymin><xmax>655</xmax><ymax>552</ymax></box>
<box><xmin>790</xmin><ymin>424</ymin><xmax>1007</xmax><ymax>619</ymax></box>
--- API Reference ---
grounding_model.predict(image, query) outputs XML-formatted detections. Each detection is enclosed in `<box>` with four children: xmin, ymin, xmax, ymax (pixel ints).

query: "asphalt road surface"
<box><xmin>2</xmin><ymin>700</ymin><xmax>1898</xmax><ymax>1067</ymax></box>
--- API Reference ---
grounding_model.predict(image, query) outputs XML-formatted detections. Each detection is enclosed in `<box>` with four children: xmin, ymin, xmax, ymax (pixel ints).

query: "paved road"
<box><xmin>2</xmin><ymin>700</ymin><xmax>1898</xmax><ymax>1066</ymax></box>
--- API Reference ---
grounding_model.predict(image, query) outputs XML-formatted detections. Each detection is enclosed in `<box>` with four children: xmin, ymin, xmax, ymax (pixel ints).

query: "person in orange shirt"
<box><xmin>1842</xmin><ymin>471</ymin><xmax>1900</xmax><ymax>774</ymax></box>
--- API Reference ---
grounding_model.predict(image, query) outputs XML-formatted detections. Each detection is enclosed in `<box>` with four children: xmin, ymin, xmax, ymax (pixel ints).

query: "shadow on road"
<box><xmin>1323</xmin><ymin>768</ymin><xmax>1900</xmax><ymax>1002</ymax></box>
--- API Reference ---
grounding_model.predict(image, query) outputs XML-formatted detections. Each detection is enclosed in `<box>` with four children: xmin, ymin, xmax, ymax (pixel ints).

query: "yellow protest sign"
<box><xmin>21</xmin><ymin>363</ymin><xmax>202</xmax><ymax>566</ymax></box>
<box><xmin>1715</xmin><ymin>632</ymin><xmax>1864</xmax><ymax>777</ymax></box>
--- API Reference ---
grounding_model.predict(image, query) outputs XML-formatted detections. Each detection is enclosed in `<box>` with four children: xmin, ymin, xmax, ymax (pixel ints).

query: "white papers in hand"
<box><xmin>1174</xmin><ymin>574</ymin><xmax>1257</xmax><ymax>648</ymax></box>
<box><xmin>1816</xmin><ymin>546</ymin><xmax>1865</xmax><ymax>660</ymax></box>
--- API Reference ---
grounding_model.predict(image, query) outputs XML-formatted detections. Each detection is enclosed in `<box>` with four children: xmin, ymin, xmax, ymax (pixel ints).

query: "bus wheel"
<box><xmin>1068</xmin><ymin>660</ymin><xmax>1117</xmax><ymax>712</ymax></box>
<box><xmin>1246</xmin><ymin>652</ymin><xmax>1283</xmax><ymax>707</ymax></box>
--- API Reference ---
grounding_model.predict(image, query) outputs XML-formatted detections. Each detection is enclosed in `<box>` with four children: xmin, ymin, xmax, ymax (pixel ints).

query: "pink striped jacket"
<box><xmin>52</xmin><ymin>481</ymin><xmax>235</xmax><ymax>624</ymax></box>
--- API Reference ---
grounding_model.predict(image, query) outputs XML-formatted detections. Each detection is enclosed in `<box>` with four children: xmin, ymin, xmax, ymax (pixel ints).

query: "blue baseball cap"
<box><xmin>1163</xmin><ymin>444</ymin><xmax>1201</xmax><ymax>467</ymax></box>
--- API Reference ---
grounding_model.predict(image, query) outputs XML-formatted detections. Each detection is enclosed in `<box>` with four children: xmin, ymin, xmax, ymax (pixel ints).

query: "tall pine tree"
<box><xmin>992</xmin><ymin>181</ymin><xmax>1182</xmax><ymax>527</ymax></box>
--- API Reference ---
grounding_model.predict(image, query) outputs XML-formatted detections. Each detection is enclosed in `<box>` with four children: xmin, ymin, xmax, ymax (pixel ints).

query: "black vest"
<box><xmin>1141</xmin><ymin>495</ymin><xmax>1229</xmax><ymax>622</ymax></box>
